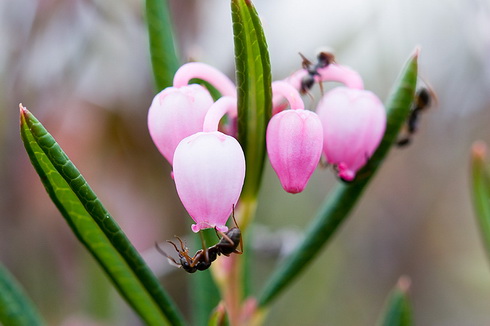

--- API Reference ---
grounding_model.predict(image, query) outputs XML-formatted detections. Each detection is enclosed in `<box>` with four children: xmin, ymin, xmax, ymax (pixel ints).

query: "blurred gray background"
<box><xmin>1</xmin><ymin>0</ymin><xmax>490</xmax><ymax>325</ymax></box>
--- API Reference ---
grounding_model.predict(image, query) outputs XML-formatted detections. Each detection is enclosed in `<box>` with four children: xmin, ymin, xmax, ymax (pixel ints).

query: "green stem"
<box><xmin>470</xmin><ymin>141</ymin><xmax>490</xmax><ymax>263</ymax></box>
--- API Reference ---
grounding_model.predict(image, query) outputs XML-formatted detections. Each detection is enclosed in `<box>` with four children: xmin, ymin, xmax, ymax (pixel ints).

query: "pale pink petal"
<box><xmin>173</xmin><ymin>131</ymin><xmax>245</xmax><ymax>232</ymax></box>
<box><xmin>147</xmin><ymin>84</ymin><xmax>213</xmax><ymax>165</ymax></box>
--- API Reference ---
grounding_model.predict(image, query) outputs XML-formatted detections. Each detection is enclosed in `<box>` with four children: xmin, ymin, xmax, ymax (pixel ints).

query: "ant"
<box><xmin>155</xmin><ymin>211</ymin><xmax>242</xmax><ymax>273</ymax></box>
<box><xmin>299</xmin><ymin>51</ymin><xmax>336</xmax><ymax>94</ymax></box>
<box><xmin>396</xmin><ymin>87</ymin><xmax>435</xmax><ymax>147</ymax></box>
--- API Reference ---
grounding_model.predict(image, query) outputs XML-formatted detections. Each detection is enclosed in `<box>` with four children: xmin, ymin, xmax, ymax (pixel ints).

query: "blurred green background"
<box><xmin>1</xmin><ymin>0</ymin><xmax>490</xmax><ymax>325</ymax></box>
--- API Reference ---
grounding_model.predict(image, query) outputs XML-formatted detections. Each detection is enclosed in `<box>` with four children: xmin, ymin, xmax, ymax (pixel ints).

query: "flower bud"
<box><xmin>316</xmin><ymin>87</ymin><xmax>386</xmax><ymax>181</ymax></box>
<box><xmin>173</xmin><ymin>131</ymin><xmax>245</xmax><ymax>232</ymax></box>
<box><xmin>267</xmin><ymin>109</ymin><xmax>323</xmax><ymax>193</ymax></box>
<box><xmin>147</xmin><ymin>84</ymin><xmax>214</xmax><ymax>165</ymax></box>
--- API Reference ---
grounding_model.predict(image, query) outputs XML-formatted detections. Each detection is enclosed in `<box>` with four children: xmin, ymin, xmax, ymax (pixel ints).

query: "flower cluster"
<box><xmin>148</xmin><ymin>55</ymin><xmax>386</xmax><ymax>231</ymax></box>
<box><xmin>148</xmin><ymin>63</ymin><xmax>243</xmax><ymax>232</ymax></box>
<box><xmin>271</xmin><ymin>54</ymin><xmax>386</xmax><ymax>185</ymax></box>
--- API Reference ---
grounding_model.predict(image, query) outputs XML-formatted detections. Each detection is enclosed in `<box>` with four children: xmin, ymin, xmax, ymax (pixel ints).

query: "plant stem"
<box><xmin>211</xmin><ymin>198</ymin><xmax>258</xmax><ymax>325</ymax></box>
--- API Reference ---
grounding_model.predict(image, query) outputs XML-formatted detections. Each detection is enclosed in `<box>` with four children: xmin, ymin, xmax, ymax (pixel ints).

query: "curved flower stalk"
<box><xmin>173</xmin><ymin>96</ymin><xmax>245</xmax><ymax>232</ymax></box>
<box><xmin>267</xmin><ymin>81</ymin><xmax>323</xmax><ymax>193</ymax></box>
<box><xmin>173</xmin><ymin>62</ymin><xmax>237</xmax><ymax>98</ymax></box>
<box><xmin>272</xmin><ymin>61</ymin><xmax>364</xmax><ymax>114</ymax></box>
<box><xmin>148</xmin><ymin>62</ymin><xmax>237</xmax><ymax>166</ymax></box>
<box><xmin>316</xmin><ymin>87</ymin><xmax>386</xmax><ymax>181</ymax></box>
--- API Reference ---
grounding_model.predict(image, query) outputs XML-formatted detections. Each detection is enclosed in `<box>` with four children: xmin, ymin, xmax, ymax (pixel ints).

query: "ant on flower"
<box><xmin>299</xmin><ymin>51</ymin><xmax>336</xmax><ymax>94</ymax></box>
<box><xmin>155</xmin><ymin>208</ymin><xmax>242</xmax><ymax>273</ymax></box>
<box><xmin>396</xmin><ymin>86</ymin><xmax>436</xmax><ymax>147</ymax></box>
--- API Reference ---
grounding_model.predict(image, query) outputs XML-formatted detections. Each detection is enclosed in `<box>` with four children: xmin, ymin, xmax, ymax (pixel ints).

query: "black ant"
<box><xmin>155</xmin><ymin>213</ymin><xmax>242</xmax><ymax>273</ymax></box>
<box><xmin>299</xmin><ymin>51</ymin><xmax>336</xmax><ymax>94</ymax></box>
<box><xmin>396</xmin><ymin>87</ymin><xmax>435</xmax><ymax>147</ymax></box>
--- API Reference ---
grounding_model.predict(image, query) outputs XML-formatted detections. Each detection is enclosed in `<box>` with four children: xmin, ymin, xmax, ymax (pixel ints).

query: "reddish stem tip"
<box><xmin>411</xmin><ymin>46</ymin><xmax>421</xmax><ymax>59</ymax></box>
<box><xmin>397</xmin><ymin>275</ymin><xmax>411</xmax><ymax>293</ymax></box>
<box><xmin>472</xmin><ymin>140</ymin><xmax>487</xmax><ymax>160</ymax></box>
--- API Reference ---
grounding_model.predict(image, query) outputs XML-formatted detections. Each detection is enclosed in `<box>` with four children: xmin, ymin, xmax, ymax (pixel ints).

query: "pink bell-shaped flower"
<box><xmin>173</xmin><ymin>131</ymin><xmax>245</xmax><ymax>232</ymax></box>
<box><xmin>172</xmin><ymin>96</ymin><xmax>244</xmax><ymax>232</ymax></box>
<box><xmin>316</xmin><ymin>87</ymin><xmax>386</xmax><ymax>181</ymax></box>
<box><xmin>267</xmin><ymin>109</ymin><xmax>323</xmax><ymax>193</ymax></box>
<box><xmin>148</xmin><ymin>62</ymin><xmax>237</xmax><ymax>166</ymax></box>
<box><xmin>148</xmin><ymin>84</ymin><xmax>213</xmax><ymax>165</ymax></box>
<box><xmin>267</xmin><ymin>81</ymin><xmax>323</xmax><ymax>193</ymax></box>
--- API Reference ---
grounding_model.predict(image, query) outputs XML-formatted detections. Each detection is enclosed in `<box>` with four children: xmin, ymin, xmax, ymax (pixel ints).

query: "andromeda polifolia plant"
<box><xmin>9</xmin><ymin>0</ymin><xmax>426</xmax><ymax>325</ymax></box>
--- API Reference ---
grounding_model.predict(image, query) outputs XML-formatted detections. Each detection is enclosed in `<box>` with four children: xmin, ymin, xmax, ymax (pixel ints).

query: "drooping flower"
<box><xmin>316</xmin><ymin>87</ymin><xmax>386</xmax><ymax>181</ymax></box>
<box><xmin>172</xmin><ymin>96</ymin><xmax>245</xmax><ymax>232</ymax></box>
<box><xmin>148</xmin><ymin>84</ymin><xmax>213</xmax><ymax>165</ymax></box>
<box><xmin>148</xmin><ymin>62</ymin><xmax>236</xmax><ymax>166</ymax></box>
<box><xmin>267</xmin><ymin>81</ymin><xmax>323</xmax><ymax>193</ymax></box>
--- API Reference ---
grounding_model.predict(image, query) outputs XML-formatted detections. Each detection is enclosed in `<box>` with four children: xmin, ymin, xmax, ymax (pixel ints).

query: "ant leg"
<box><xmin>231</xmin><ymin>205</ymin><xmax>243</xmax><ymax>254</ymax></box>
<box><xmin>216</xmin><ymin>229</ymin><xmax>243</xmax><ymax>255</ymax></box>
<box><xmin>305</xmin><ymin>90</ymin><xmax>315</xmax><ymax>104</ymax></box>
<box><xmin>198</xmin><ymin>231</ymin><xmax>212</xmax><ymax>264</ymax></box>
<box><xmin>188</xmin><ymin>249</ymin><xmax>205</xmax><ymax>268</ymax></box>
<box><xmin>155</xmin><ymin>242</ymin><xmax>181</xmax><ymax>267</ymax></box>
<box><xmin>318</xmin><ymin>80</ymin><xmax>325</xmax><ymax>96</ymax></box>
<box><xmin>231</xmin><ymin>205</ymin><xmax>237</xmax><ymax>226</ymax></box>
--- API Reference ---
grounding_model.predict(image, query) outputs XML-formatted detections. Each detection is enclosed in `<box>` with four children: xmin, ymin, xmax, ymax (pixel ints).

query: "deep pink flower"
<box><xmin>267</xmin><ymin>81</ymin><xmax>323</xmax><ymax>193</ymax></box>
<box><xmin>267</xmin><ymin>109</ymin><xmax>323</xmax><ymax>193</ymax></box>
<box><xmin>148</xmin><ymin>84</ymin><xmax>213</xmax><ymax>165</ymax></box>
<box><xmin>173</xmin><ymin>131</ymin><xmax>245</xmax><ymax>232</ymax></box>
<box><xmin>316</xmin><ymin>87</ymin><xmax>386</xmax><ymax>181</ymax></box>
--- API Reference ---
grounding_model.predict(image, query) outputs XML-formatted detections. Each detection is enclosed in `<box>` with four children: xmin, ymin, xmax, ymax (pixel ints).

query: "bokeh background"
<box><xmin>1</xmin><ymin>0</ymin><xmax>490</xmax><ymax>325</ymax></box>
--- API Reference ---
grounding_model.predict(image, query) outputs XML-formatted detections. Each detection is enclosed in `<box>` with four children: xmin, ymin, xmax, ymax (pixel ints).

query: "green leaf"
<box><xmin>146</xmin><ymin>0</ymin><xmax>180</xmax><ymax>91</ymax></box>
<box><xmin>0</xmin><ymin>263</ymin><xmax>45</xmax><ymax>326</ymax></box>
<box><xmin>19</xmin><ymin>106</ymin><xmax>185</xmax><ymax>326</ymax></box>
<box><xmin>377</xmin><ymin>277</ymin><xmax>413</xmax><ymax>326</ymax></box>
<box><xmin>232</xmin><ymin>0</ymin><xmax>272</xmax><ymax>204</ymax></box>
<box><xmin>470</xmin><ymin>141</ymin><xmax>490</xmax><ymax>262</ymax></box>
<box><xmin>207</xmin><ymin>303</ymin><xmax>227</xmax><ymax>326</ymax></box>
<box><xmin>258</xmin><ymin>49</ymin><xmax>419</xmax><ymax>307</ymax></box>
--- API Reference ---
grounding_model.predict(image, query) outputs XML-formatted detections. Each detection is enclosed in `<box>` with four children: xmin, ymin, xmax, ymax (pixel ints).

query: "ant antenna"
<box><xmin>299</xmin><ymin>52</ymin><xmax>312</xmax><ymax>69</ymax></box>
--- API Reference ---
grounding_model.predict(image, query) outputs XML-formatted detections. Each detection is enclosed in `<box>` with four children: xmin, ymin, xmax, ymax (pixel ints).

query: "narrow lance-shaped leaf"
<box><xmin>146</xmin><ymin>0</ymin><xmax>180</xmax><ymax>91</ymax></box>
<box><xmin>470</xmin><ymin>141</ymin><xmax>490</xmax><ymax>262</ymax></box>
<box><xmin>377</xmin><ymin>277</ymin><xmax>413</xmax><ymax>326</ymax></box>
<box><xmin>232</xmin><ymin>0</ymin><xmax>272</xmax><ymax>203</ymax></box>
<box><xmin>19</xmin><ymin>106</ymin><xmax>185</xmax><ymax>326</ymax></box>
<box><xmin>258</xmin><ymin>49</ymin><xmax>419</xmax><ymax>307</ymax></box>
<box><xmin>0</xmin><ymin>263</ymin><xmax>45</xmax><ymax>326</ymax></box>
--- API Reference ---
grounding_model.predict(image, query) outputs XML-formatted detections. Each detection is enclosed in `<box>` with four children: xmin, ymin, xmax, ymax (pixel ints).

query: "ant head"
<box><xmin>180</xmin><ymin>258</ymin><xmax>198</xmax><ymax>273</ymax></box>
<box><xmin>416</xmin><ymin>88</ymin><xmax>431</xmax><ymax>109</ymax></box>
<box><xmin>317</xmin><ymin>52</ymin><xmax>335</xmax><ymax>67</ymax></box>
